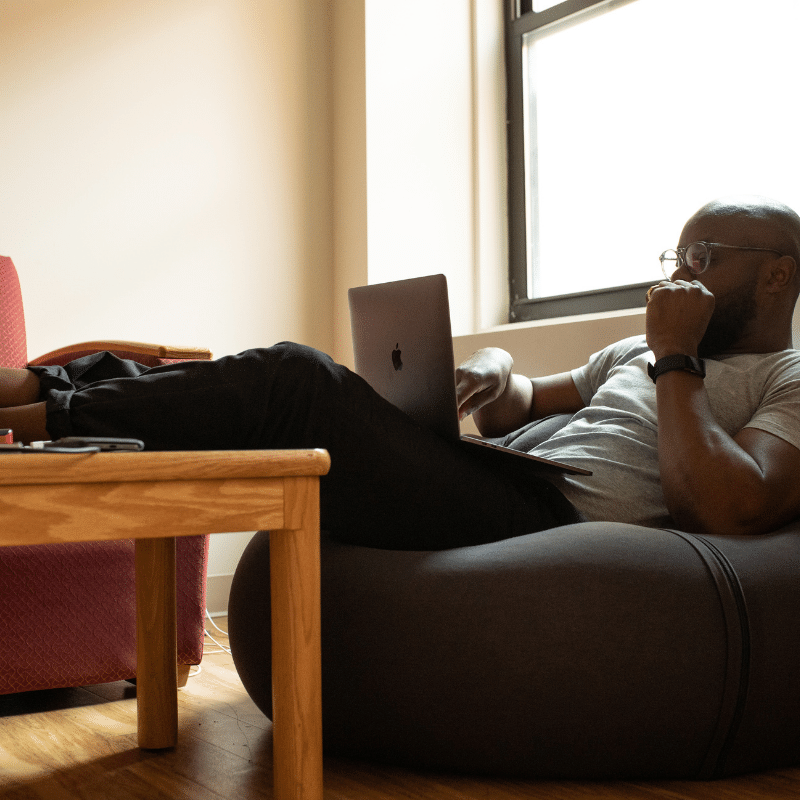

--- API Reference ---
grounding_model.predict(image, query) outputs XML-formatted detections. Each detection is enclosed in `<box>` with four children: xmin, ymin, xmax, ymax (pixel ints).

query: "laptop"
<box><xmin>348</xmin><ymin>274</ymin><xmax>590</xmax><ymax>476</ymax></box>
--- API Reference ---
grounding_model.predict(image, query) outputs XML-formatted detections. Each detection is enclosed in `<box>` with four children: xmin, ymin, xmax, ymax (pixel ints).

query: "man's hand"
<box><xmin>455</xmin><ymin>349</ymin><xmax>584</xmax><ymax>438</ymax></box>
<box><xmin>455</xmin><ymin>348</ymin><xmax>537</xmax><ymax>437</ymax></box>
<box><xmin>455</xmin><ymin>347</ymin><xmax>514</xmax><ymax>422</ymax></box>
<box><xmin>645</xmin><ymin>280</ymin><xmax>715</xmax><ymax>359</ymax></box>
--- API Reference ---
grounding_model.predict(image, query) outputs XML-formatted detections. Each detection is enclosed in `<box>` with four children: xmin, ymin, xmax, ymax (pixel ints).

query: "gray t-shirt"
<box><xmin>528</xmin><ymin>335</ymin><xmax>800</xmax><ymax>528</ymax></box>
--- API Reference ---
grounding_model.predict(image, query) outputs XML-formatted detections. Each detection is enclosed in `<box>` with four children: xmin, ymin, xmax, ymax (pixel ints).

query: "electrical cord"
<box><xmin>185</xmin><ymin>609</ymin><xmax>232</xmax><ymax>679</ymax></box>
<box><xmin>204</xmin><ymin>609</ymin><xmax>232</xmax><ymax>655</ymax></box>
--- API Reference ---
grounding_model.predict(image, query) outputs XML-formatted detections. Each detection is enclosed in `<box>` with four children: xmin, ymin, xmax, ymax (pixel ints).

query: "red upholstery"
<box><xmin>0</xmin><ymin>256</ymin><xmax>28</xmax><ymax>368</ymax></box>
<box><xmin>0</xmin><ymin>256</ymin><xmax>210</xmax><ymax>694</ymax></box>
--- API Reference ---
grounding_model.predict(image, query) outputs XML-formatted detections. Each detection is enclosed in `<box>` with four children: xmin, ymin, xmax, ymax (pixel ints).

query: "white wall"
<box><xmin>332</xmin><ymin>0</ymin><xmax>509</xmax><ymax>370</ymax></box>
<box><xmin>364</xmin><ymin>2</ymin><xmax>474</xmax><ymax>334</ymax></box>
<box><xmin>366</xmin><ymin>0</ymin><xmax>508</xmax><ymax>337</ymax></box>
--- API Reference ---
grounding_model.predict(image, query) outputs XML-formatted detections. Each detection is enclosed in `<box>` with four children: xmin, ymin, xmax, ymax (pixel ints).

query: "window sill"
<box><xmin>482</xmin><ymin>304</ymin><xmax>645</xmax><ymax>336</ymax></box>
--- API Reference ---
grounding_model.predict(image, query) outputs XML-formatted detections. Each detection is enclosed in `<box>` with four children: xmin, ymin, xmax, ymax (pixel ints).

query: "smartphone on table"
<box><xmin>43</xmin><ymin>437</ymin><xmax>145</xmax><ymax>451</ymax></box>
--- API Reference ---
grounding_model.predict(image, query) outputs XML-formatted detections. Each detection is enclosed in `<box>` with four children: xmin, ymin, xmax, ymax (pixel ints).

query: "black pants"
<box><xmin>36</xmin><ymin>344</ymin><xmax>580</xmax><ymax>550</ymax></box>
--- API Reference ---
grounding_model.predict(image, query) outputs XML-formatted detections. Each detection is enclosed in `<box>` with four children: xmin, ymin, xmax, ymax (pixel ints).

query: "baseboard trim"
<box><xmin>206</xmin><ymin>573</ymin><xmax>234</xmax><ymax>617</ymax></box>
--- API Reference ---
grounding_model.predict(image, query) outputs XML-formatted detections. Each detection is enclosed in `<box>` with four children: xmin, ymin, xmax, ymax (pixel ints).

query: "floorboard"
<box><xmin>1</xmin><ymin>618</ymin><xmax>798</xmax><ymax>800</ymax></box>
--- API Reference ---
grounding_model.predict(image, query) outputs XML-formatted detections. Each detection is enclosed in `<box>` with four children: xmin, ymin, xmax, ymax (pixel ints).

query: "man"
<box><xmin>456</xmin><ymin>195</ymin><xmax>800</xmax><ymax>537</ymax></box>
<box><xmin>3</xmin><ymin>195</ymin><xmax>800</xmax><ymax>545</ymax></box>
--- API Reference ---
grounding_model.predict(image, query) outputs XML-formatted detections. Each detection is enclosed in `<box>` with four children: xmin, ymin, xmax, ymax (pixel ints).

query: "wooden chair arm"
<box><xmin>28</xmin><ymin>341</ymin><xmax>213</xmax><ymax>366</ymax></box>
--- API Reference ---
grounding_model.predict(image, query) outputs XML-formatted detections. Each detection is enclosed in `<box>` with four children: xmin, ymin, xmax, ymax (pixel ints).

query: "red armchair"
<box><xmin>0</xmin><ymin>255</ymin><xmax>212</xmax><ymax>693</ymax></box>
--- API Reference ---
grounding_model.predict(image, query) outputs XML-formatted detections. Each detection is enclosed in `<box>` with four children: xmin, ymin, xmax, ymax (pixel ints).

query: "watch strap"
<box><xmin>648</xmin><ymin>354</ymin><xmax>706</xmax><ymax>383</ymax></box>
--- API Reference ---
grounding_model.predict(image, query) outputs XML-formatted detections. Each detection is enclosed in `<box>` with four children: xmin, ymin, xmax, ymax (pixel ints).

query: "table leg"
<box><xmin>135</xmin><ymin>536</ymin><xmax>178</xmax><ymax>749</ymax></box>
<box><xmin>270</xmin><ymin>480</ymin><xmax>323</xmax><ymax>800</ymax></box>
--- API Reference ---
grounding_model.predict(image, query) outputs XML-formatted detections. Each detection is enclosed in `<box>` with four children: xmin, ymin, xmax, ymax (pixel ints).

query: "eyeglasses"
<box><xmin>659</xmin><ymin>241</ymin><xmax>784</xmax><ymax>279</ymax></box>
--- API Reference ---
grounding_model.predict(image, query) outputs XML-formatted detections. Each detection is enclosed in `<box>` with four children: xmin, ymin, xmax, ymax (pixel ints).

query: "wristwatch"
<box><xmin>648</xmin><ymin>354</ymin><xmax>706</xmax><ymax>383</ymax></box>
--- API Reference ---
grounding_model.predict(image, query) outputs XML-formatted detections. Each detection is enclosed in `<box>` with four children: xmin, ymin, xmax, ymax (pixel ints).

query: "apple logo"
<box><xmin>392</xmin><ymin>343</ymin><xmax>403</xmax><ymax>371</ymax></box>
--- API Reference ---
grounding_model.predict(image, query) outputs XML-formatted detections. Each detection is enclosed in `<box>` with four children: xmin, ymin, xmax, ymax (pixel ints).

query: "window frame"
<box><xmin>505</xmin><ymin>0</ymin><xmax>652</xmax><ymax>322</ymax></box>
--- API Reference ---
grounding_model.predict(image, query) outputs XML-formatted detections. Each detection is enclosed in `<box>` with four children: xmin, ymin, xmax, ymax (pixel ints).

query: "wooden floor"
<box><xmin>2</xmin><ymin>618</ymin><xmax>799</xmax><ymax>800</ymax></box>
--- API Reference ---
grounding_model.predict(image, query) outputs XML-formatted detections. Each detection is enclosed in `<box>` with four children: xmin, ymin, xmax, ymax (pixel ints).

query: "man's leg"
<box><xmin>0</xmin><ymin>368</ymin><xmax>41</xmax><ymax>407</ymax></box>
<box><xmin>49</xmin><ymin>343</ymin><xmax>579</xmax><ymax>550</ymax></box>
<box><xmin>0</xmin><ymin>368</ymin><xmax>49</xmax><ymax>444</ymax></box>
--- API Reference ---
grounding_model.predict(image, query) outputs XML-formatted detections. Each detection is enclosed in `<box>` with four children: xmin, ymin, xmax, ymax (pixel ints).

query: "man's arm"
<box><xmin>648</xmin><ymin>280</ymin><xmax>800</xmax><ymax>536</ymax></box>
<box><xmin>654</xmin><ymin>370</ymin><xmax>800</xmax><ymax>536</ymax></box>
<box><xmin>455</xmin><ymin>348</ymin><xmax>584</xmax><ymax>438</ymax></box>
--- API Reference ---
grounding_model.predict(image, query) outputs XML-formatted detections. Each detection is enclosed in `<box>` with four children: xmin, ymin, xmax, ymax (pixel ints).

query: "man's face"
<box><xmin>671</xmin><ymin>214</ymin><xmax>764</xmax><ymax>357</ymax></box>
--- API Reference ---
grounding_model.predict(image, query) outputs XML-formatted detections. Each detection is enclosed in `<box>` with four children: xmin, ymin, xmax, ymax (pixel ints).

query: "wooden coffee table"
<box><xmin>0</xmin><ymin>448</ymin><xmax>330</xmax><ymax>800</ymax></box>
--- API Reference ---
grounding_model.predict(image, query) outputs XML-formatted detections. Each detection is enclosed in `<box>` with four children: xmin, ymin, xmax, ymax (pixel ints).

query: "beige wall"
<box><xmin>1</xmin><ymin>0</ymin><xmax>334</xmax><ymax>360</ymax></box>
<box><xmin>1</xmin><ymin>0</ymin><xmax>336</xmax><ymax>588</ymax></box>
<box><xmin>332</xmin><ymin>0</ymin><xmax>367</xmax><ymax>367</ymax></box>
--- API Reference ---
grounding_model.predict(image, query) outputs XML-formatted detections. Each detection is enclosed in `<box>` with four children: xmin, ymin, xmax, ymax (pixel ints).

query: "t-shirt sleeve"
<box><xmin>743</xmin><ymin>358</ymin><xmax>800</xmax><ymax>453</ymax></box>
<box><xmin>571</xmin><ymin>335</ymin><xmax>649</xmax><ymax>406</ymax></box>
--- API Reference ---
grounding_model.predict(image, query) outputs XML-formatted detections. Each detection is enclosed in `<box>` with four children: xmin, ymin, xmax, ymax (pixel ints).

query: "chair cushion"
<box><xmin>0</xmin><ymin>536</ymin><xmax>208</xmax><ymax>694</ymax></box>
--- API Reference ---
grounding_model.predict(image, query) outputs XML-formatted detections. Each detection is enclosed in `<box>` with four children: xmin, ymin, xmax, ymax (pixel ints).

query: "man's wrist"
<box><xmin>648</xmin><ymin>354</ymin><xmax>706</xmax><ymax>383</ymax></box>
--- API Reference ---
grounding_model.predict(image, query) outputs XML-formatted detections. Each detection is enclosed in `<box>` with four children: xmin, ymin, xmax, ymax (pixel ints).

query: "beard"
<box><xmin>697</xmin><ymin>276</ymin><xmax>759</xmax><ymax>358</ymax></box>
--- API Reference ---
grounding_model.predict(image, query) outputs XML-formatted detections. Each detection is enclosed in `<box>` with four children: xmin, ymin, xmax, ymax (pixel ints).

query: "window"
<box><xmin>506</xmin><ymin>0</ymin><xmax>800</xmax><ymax>322</ymax></box>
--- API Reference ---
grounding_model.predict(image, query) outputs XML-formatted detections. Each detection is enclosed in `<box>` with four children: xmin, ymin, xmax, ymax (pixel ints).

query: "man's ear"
<box><xmin>765</xmin><ymin>255</ymin><xmax>797</xmax><ymax>293</ymax></box>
